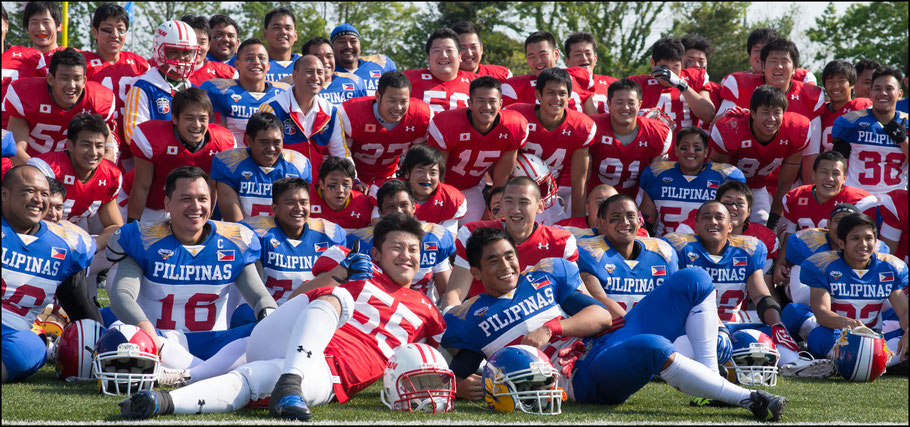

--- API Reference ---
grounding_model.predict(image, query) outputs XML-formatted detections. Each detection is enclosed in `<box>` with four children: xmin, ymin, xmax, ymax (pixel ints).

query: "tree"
<box><xmin>808</xmin><ymin>2</ymin><xmax>908</xmax><ymax>72</ymax></box>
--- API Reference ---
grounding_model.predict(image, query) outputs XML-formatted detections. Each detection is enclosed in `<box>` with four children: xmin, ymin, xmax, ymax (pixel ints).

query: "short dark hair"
<box><xmin>597</xmin><ymin>194</ymin><xmax>637</xmax><ymax>219</ymax></box>
<box><xmin>401</xmin><ymin>144</ymin><xmax>445</xmax><ymax>180</ymax></box>
<box><xmin>67</xmin><ymin>113</ymin><xmax>109</xmax><ymax>142</ymax></box>
<box><xmin>749</xmin><ymin>84</ymin><xmax>788</xmax><ymax>113</ymax></box>
<box><xmin>563</xmin><ymin>32</ymin><xmax>596</xmax><ymax>57</ymax></box>
<box><xmin>608</xmin><ymin>78</ymin><xmax>642</xmax><ymax>102</ymax></box>
<box><xmin>49</xmin><ymin>47</ymin><xmax>86</xmax><ymax>76</ymax></box>
<box><xmin>822</xmin><ymin>60</ymin><xmax>857</xmax><ymax>87</ymax></box>
<box><xmin>504</xmin><ymin>176</ymin><xmax>540</xmax><ymax>200</ymax></box>
<box><xmin>264</xmin><ymin>7</ymin><xmax>295</xmax><ymax>29</ymax></box>
<box><xmin>165</xmin><ymin>166</ymin><xmax>209</xmax><ymax>199</ymax></box>
<box><xmin>466</xmin><ymin>227</ymin><xmax>517</xmax><ymax>269</ymax></box>
<box><xmin>715</xmin><ymin>180</ymin><xmax>753</xmax><ymax>209</ymax></box>
<box><xmin>813</xmin><ymin>150</ymin><xmax>846</xmax><ymax>172</ymax></box>
<box><xmin>302</xmin><ymin>36</ymin><xmax>331</xmax><ymax>56</ymax></box>
<box><xmin>484</xmin><ymin>185</ymin><xmax>505</xmax><ymax>210</ymax></box>
<box><xmin>377</xmin><ymin>70</ymin><xmax>412</xmax><ymax>97</ymax></box>
<box><xmin>319</xmin><ymin>156</ymin><xmax>356</xmax><ymax>181</ymax></box>
<box><xmin>172</xmin><ymin>88</ymin><xmax>213</xmax><ymax>117</ymax></box>
<box><xmin>271</xmin><ymin>176</ymin><xmax>309</xmax><ymax>204</ymax></box>
<box><xmin>450</xmin><ymin>21</ymin><xmax>481</xmax><ymax>44</ymax></box>
<box><xmin>651</xmin><ymin>37</ymin><xmax>685</xmax><ymax>63</ymax></box>
<box><xmin>426</xmin><ymin>28</ymin><xmax>461</xmax><ymax>55</ymax></box>
<box><xmin>208</xmin><ymin>14</ymin><xmax>238</xmax><ymax>33</ymax></box>
<box><xmin>23</xmin><ymin>2</ymin><xmax>62</xmax><ymax>29</ymax></box>
<box><xmin>854</xmin><ymin>59</ymin><xmax>882</xmax><ymax>76</ymax></box>
<box><xmin>1</xmin><ymin>5</ymin><xmax>7</xmax><ymax>24</ymax></box>
<box><xmin>695</xmin><ymin>200</ymin><xmax>728</xmax><ymax>219</ymax></box>
<box><xmin>469</xmin><ymin>76</ymin><xmax>501</xmax><ymax>98</ymax></box>
<box><xmin>524</xmin><ymin>31</ymin><xmax>557</xmax><ymax>52</ymax></box>
<box><xmin>681</xmin><ymin>34</ymin><xmax>712</xmax><ymax>58</ymax></box>
<box><xmin>676</xmin><ymin>126</ymin><xmax>709</xmax><ymax>149</ymax></box>
<box><xmin>871</xmin><ymin>66</ymin><xmax>904</xmax><ymax>88</ymax></box>
<box><xmin>746</xmin><ymin>28</ymin><xmax>780</xmax><ymax>55</ymax></box>
<box><xmin>760</xmin><ymin>38</ymin><xmax>799</xmax><ymax>68</ymax></box>
<box><xmin>245</xmin><ymin>112</ymin><xmax>283</xmax><ymax>141</ymax></box>
<box><xmin>237</xmin><ymin>37</ymin><xmax>266</xmax><ymax>57</ymax></box>
<box><xmin>92</xmin><ymin>3</ymin><xmax>129</xmax><ymax>30</ymax></box>
<box><xmin>180</xmin><ymin>14</ymin><xmax>211</xmax><ymax>39</ymax></box>
<box><xmin>373</xmin><ymin>212</ymin><xmax>425</xmax><ymax>252</ymax></box>
<box><xmin>535</xmin><ymin>67</ymin><xmax>572</xmax><ymax>95</ymax></box>
<box><xmin>376</xmin><ymin>179</ymin><xmax>414</xmax><ymax>210</ymax></box>
<box><xmin>47</xmin><ymin>178</ymin><xmax>66</xmax><ymax>199</ymax></box>
<box><xmin>836</xmin><ymin>213</ymin><xmax>877</xmax><ymax>243</ymax></box>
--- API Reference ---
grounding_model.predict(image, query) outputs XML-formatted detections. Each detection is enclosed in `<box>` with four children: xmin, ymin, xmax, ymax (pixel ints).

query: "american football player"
<box><xmin>261</xmin><ymin>7</ymin><xmax>299</xmax><ymax>83</ymax></box>
<box><xmin>299</xmin><ymin>36</ymin><xmax>367</xmax><ymax>107</ymax></box>
<box><xmin>396</xmin><ymin>144</ymin><xmax>467</xmax><ymax>235</ymax></box>
<box><xmin>402</xmin><ymin>28</ymin><xmax>477</xmax><ymax>114</ymax></box>
<box><xmin>451</xmin><ymin>21</ymin><xmax>512</xmax><ymax>82</ymax></box>
<box><xmin>331</xmin><ymin>23</ymin><xmax>397</xmax><ymax>96</ymax></box>
<box><xmin>307</xmin><ymin>156</ymin><xmax>373</xmax><ymax>231</ymax></box>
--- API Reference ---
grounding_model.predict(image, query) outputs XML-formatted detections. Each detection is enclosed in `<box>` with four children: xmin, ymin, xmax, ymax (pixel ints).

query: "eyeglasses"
<box><xmin>721</xmin><ymin>201</ymin><xmax>748</xmax><ymax>209</ymax></box>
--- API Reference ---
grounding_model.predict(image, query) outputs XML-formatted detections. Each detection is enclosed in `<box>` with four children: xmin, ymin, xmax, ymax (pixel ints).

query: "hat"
<box><xmin>829</xmin><ymin>203</ymin><xmax>860</xmax><ymax>219</ymax></box>
<box><xmin>330</xmin><ymin>24</ymin><xmax>360</xmax><ymax>43</ymax></box>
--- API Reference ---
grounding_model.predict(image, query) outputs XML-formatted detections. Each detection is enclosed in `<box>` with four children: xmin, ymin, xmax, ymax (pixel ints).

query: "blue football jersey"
<box><xmin>640</xmin><ymin>161</ymin><xmax>745</xmax><ymax>236</ymax></box>
<box><xmin>442</xmin><ymin>257</ymin><xmax>583</xmax><ymax>358</ymax></box>
<box><xmin>785</xmin><ymin>228</ymin><xmax>889</xmax><ymax>267</ymax></box>
<box><xmin>663</xmin><ymin>233</ymin><xmax>766</xmax><ymax>321</ymax></box>
<box><xmin>210</xmin><ymin>148</ymin><xmax>312</xmax><ymax>218</ymax></box>
<box><xmin>336</xmin><ymin>54</ymin><xmax>397</xmax><ymax>96</ymax></box>
<box><xmin>111</xmin><ymin>220</ymin><xmax>259</xmax><ymax>332</ymax></box>
<box><xmin>265</xmin><ymin>54</ymin><xmax>300</xmax><ymax>83</ymax></box>
<box><xmin>199</xmin><ymin>78</ymin><xmax>290</xmax><ymax>145</ymax></box>
<box><xmin>347</xmin><ymin>221</ymin><xmax>455</xmax><ymax>300</ymax></box>
<box><xmin>576</xmin><ymin>236</ymin><xmax>679</xmax><ymax>311</ymax></box>
<box><xmin>832</xmin><ymin>108</ymin><xmax>909</xmax><ymax>195</ymax></box>
<box><xmin>897</xmin><ymin>98</ymin><xmax>908</xmax><ymax>115</ymax></box>
<box><xmin>2</xmin><ymin>129</ymin><xmax>16</xmax><ymax>157</ymax></box>
<box><xmin>206</xmin><ymin>52</ymin><xmax>237</xmax><ymax>68</ymax></box>
<box><xmin>319</xmin><ymin>72</ymin><xmax>368</xmax><ymax>106</ymax></box>
<box><xmin>2</xmin><ymin>219</ymin><xmax>95</xmax><ymax>330</ymax></box>
<box><xmin>801</xmin><ymin>251</ymin><xmax>907</xmax><ymax>330</ymax></box>
<box><xmin>240</xmin><ymin>215</ymin><xmax>346</xmax><ymax>305</ymax></box>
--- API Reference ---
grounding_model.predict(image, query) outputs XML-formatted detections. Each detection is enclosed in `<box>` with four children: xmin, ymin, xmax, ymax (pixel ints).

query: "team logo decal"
<box><xmin>166</xmin><ymin>146</ymin><xmax>179</xmax><ymax>155</ymax></box>
<box><xmin>706</xmin><ymin>180</ymin><xmax>719</xmax><ymax>189</ymax></box>
<box><xmin>283</xmin><ymin>118</ymin><xmax>297</xmax><ymax>135</ymax></box>
<box><xmin>651</xmin><ymin>265</ymin><xmax>667</xmax><ymax>276</ymax></box>
<box><xmin>370</xmin><ymin>70</ymin><xmax>381</xmax><ymax>78</ymax></box>
<box><xmin>50</xmin><ymin>247</ymin><xmax>68</xmax><ymax>260</ymax></box>
<box><xmin>663</xmin><ymin>177</ymin><xmax>673</xmax><ymax>184</ymax></box>
<box><xmin>858</xmin><ymin>122</ymin><xmax>870</xmax><ymax>129</ymax></box>
<box><xmin>473</xmin><ymin>306</ymin><xmax>489</xmax><ymax>317</ymax></box>
<box><xmin>687</xmin><ymin>252</ymin><xmax>699</xmax><ymax>262</ymax></box>
<box><xmin>829</xmin><ymin>271</ymin><xmax>842</xmax><ymax>280</ymax></box>
<box><xmin>605</xmin><ymin>264</ymin><xmax>616</xmax><ymax>274</ymax></box>
<box><xmin>423</xmin><ymin>242</ymin><xmax>438</xmax><ymax>251</ymax></box>
<box><xmin>217</xmin><ymin>250</ymin><xmax>235</xmax><ymax>262</ymax></box>
<box><xmin>798</xmin><ymin>197</ymin><xmax>808</xmax><ymax>206</ymax></box>
<box><xmin>311</xmin><ymin>205</ymin><xmax>322</xmax><ymax>213</ymax></box>
<box><xmin>314</xmin><ymin>242</ymin><xmax>330</xmax><ymax>252</ymax></box>
<box><xmin>342</xmin><ymin>83</ymin><xmax>354</xmax><ymax>91</ymax></box>
<box><xmin>40</xmin><ymin>104</ymin><xmax>52</xmax><ymax>113</ymax></box>
<box><xmin>230</xmin><ymin>94</ymin><xmax>242</xmax><ymax>103</ymax></box>
<box><xmin>530</xmin><ymin>277</ymin><xmax>551</xmax><ymax>290</ymax></box>
<box><xmin>241</xmin><ymin>171</ymin><xmax>253</xmax><ymax>180</ymax></box>
<box><xmin>733</xmin><ymin>256</ymin><xmax>748</xmax><ymax>267</ymax></box>
<box><xmin>158</xmin><ymin>249</ymin><xmax>174</xmax><ymax>260</ymax></box>
<box><xmin>270</xmin><ymin>238</ymin><xmax>280</xmax><ymax>248</ymax></box>
<box><xmin>156</xmin><ymin>97</ymin><xmax>170</xmax><ymax>114</ymax></box>
<box><xmin>880</xmin><ymin>272</ymin><xmax>894</xmax><ymax>282</ymax></box>
<box><xmin>459</xmin><ymin>133</ymin><xmax>470</xmax><ymax>141</ymax></box>
<box><xmin>63</xmin><ymin>175</ymin><xmax>76</xmax><ymax>185</ymax></box>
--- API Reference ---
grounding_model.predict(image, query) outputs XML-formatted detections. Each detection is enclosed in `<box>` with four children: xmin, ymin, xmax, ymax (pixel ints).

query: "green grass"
<box><xmin>2</xmin><ymin>364</ymin><xmax>907</xmax><ymax>424</ymax></box>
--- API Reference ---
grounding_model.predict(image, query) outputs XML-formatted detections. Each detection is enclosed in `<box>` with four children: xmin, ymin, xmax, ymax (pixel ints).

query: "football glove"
<box><xmin>556</xmin><ymin>340</ymin><xmax>587</xmax><ymax>376</ymax></box>
<box><xmin>724</xmin><ymin>106</ymin><xmax>750</xmax><ymax>117</ymax></box>
<box><xmin>717</xmin><ymin>328</ymin><xmax>733</xmax><ymax>365</ymax></box>
<box><xmin>882</xmin><ymin>119</ymin><xmax>907</xmax><ymax>144</ymax></box>
<box><xmin>770</xmin><ymin>323</ymin><xmax>800</xmax><ymax>353</ymax></box>
<box><xmin>339</xmin><ymin>240</ymin><xmax>373</xmax><ymax>282</ymax></box>
<box><xmin>651</xmin><ymin>65</ymin><xmax>689</xmax><ymax>92</ymax></box>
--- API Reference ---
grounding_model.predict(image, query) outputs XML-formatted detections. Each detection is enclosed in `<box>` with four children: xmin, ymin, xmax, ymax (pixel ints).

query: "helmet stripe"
<box><xmin>856</xmin><ymin>336</ymin><xmax>872</xmax><ymax>382</ymax></box>
<box><xmin>176</xmin><ymin>21</ymin><xmax>184</xmax><ymax>40</ymax></box>
<box><xmin>414</xmin><ymin>343</ymin><xmax>429</xmax><ymax>363</ymax></box>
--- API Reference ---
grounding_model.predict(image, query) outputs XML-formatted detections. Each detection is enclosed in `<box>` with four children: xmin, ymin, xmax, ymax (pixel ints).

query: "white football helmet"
<box><xmin>381</xmin><ymin>343</ymin><xmax>455</xmax><ymax>413</ymax></box>
<box><xmin>93</xmin><ymin>324</ymin><xmax>160</xmax><ymax>396</ymax></box>
<box><xmin>153</xmin><ymin>20</ymin><xmax>199</xmax><ymax>80</ymax></box>
<box><xmin>512</xmin><ymin>152</ymin><xmax>558</xmax><ymax>209</ymax></box>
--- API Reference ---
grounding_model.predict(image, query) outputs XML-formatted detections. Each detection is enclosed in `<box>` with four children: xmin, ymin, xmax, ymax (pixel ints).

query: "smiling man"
<box><xmin>22</xmin><ymin>2</ymin><xmax>70</xmax><ymax>76</ymax></box>
<box><xmin>178</xmin><ymin>15</ymin><xmax>238</xmax><ymax>87</ymax></box>
<box><xmin>299</xmin><ymin>36</ymin><xmax>367</xmax><ymax>107</ymax></box>
<box><xmin>403</xmin><ymin>28</ymin><xmax>478</xmax><ymax>114</ymax></box>
<box><xmin>502</xmin><ymin>31</ymin><xmax>592</xmax><ymax>112</ymax></box>
<box><xmin>330</xmin><ymin>23</ymin><xmax>397</xmax><ymax>96</ymax></box>
<box><xmin>206</xmin><ymin>15</ymin><xmax>240</xmax><ymax>65</ymax></box>
<box><xmin>307</xmin><ymin>156</ymin><xmax>373</xmax><ymax>231</ymax></box>
<box><xmin>262</xmin><ymin>7</ymin><xmax>299</xmax><ymax>83</ymax></box>
<box><xmin>450</xmin><ymin>21</ymin><xmax>512</xmax><ymax>82</ymax></box>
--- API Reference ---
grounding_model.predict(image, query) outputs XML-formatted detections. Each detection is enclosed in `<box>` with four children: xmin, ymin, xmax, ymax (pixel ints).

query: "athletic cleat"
<box><xmin>119</xmin><ymin>390</ymin><xmax>163</xmax><ymax>419</ymax></box>
<box><xmin>275</xmin><ymin>394</ymin><xmax>313</xmax><ymax>421</ymax></box>
<box><xmin>780</xmin><ymin>354</ymin><xmax>835</xmax><ymax>378</ymax></box>
<box><xmin>157</xmin><ymin>367</ymin><xmax>191</xmax><ymax>387</ymax></box>
<box><xmin>690</xmin><ymin>396</ymin><xmax>732</xmax><ymax>407</ymax></box>
<box><xmin>269</xmin><ymin>373</ymin><xmax>311</xmax><ymax>420</ymax></box>
<box><xmin>744</xmin><ymin>389</ymin><xmax>787</xmax><ymax>422</ymax></box>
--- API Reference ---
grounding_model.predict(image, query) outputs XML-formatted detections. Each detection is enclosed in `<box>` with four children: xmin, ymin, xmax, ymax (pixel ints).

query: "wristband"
<box><xmin>544</xmin><ymin>318</ymin><xmax>563</xmax><ymax>336</ymax></box>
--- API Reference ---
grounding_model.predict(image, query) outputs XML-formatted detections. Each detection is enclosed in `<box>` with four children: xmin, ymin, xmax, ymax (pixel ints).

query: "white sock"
<box><xmin>159</xmin><ymin>337</ymin><xmax>203</xmax><ymax>370</ymax></box>
<box><xmin>171</xmin><ymin>371</ymin><xmax>251</xmax><ymax>414</ymax></box>
<box><xmin>778</xmin><ymin>346</ymin><xmax>799</xmax><ymax>366</ymax></box>
<box><xmin>660</xmin><ymin>354</ymin><xmax>752</xmax><ymax>407</ymax></box>
<box><xmin>281</xmin><ymin>299</ymin><xmax>340</xmax><ymax>377</ymax></box>
<box><xmin>187</xmin><ymin>337</ymin><xmax>249</xmax><ymax>384</ymax></box>
<box><xmin>685</xmin><ymin>290</ymin><xmax>719</xmax><ymax>369</ymax></box>
<box><xmin>797</xmin><ymin>315</ymin><xmax>818</xmax><ymax>341</ymax></box>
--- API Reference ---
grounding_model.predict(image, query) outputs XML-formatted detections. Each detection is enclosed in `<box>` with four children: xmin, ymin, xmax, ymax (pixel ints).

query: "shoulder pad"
<box><xmin>420</xmin><ymin>222</ymin><xmax>447</xmax><ymax>239</ymax></box>
<box><xmin>137</xmin><ymin>222</ymin><xmax>173</xmax><ymax>251</ymax></box>
<box><xmin>447</xmin><ymin>295</ymin><xmax>482</xmax><ymax>321</ymax></box>
<box><xmin>877</xmin><ymin>253</ymin><xmax>907</xmax><ymax>271</ymax></box>
<box><xmin>649</xmin><ymin>161</ymin><xmax>677</xmax><ymax>176</ymax></box>
<box><xmin>209</xmin><ymin>78</ymin><xmax>236</xmax><ymax>92</ymax></box>
<box><xmin>215</xmin><ymin>148</ymin><xmax>250</xmax><ymax>173</ymax></box>
<box><xmin>240</xmin><ymin>215</ymin><xmax>277</xmax><ymax>237</ymax></box>
<box><xmin>710</xmin><ymin>162</ymin><xmax>739</xmax><ymax>176</ymax></box>
<box><xmin>640</xmin><ymin>237</ymin><xmax>675</xmax><ymax>262</ymax></box>
<box><xmin>805</xmin><ymin>250</ymin><xmax>841</xmax><ymax>272</ymax></box>
<box><xmin>214</xmin><ymin>221</ymin><xmax>257</xmax><ymax>251</ymax></box>
<box><xmin>351</xmin><ymin>226</ymin><xmax>375</xmax><ymax>240</ymax></box>
<box><xmin>728</xmin><ymin>234</ymin><xmax>760</xmax><ymax>255</ymax></box>
<box><xmin>842</xmin><ymin>109</ymin><xmax>868</xmax><ymax>123</ymax></box>
<box><xmin>563</xmin><ymin>225</ymin><xmax>596</xmax><ymax>240</ymax></box>
<box><xmin>795</xmin><ymin>228</ymin><xmax>829</xmax><ymax>251</ymax></box>
<box><xmin>45</xmin><ymin>220</ymin><xmax>94</xmax><ymax>252</ymax></box>
<box><xmin>663</xmin><ymin>233</ymin><xmax>696</xmax><ymax>251</ymax></box>
<box><xmin>577</xmin><ymin>235</ymin><xmax>610</xmax><ymax>255</ymax></box>
<box><xmin>525</xmin><ymin>257</ymin><xmax>557</xmax><ymax>275</ymax></box>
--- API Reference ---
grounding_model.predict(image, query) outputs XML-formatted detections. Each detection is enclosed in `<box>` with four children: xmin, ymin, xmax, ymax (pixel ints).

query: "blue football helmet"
<box><xmin>93</xmin><ymin>324</ymin><xmax>160</xmax><ymax>396</ymax></box>
<box><xmin>482</xmin><ymin>345</ymin><xmax>564</xmax><ymax>415</ymax></box>
<box><xmin>727</xmin><ymin>329</ymin><xmax>780</xmax><ymax>387</ymax></box>
<box><xmin>833</xmin><ymin>326</ymin><xmax>891</xmax><ymax>382</ymax></box>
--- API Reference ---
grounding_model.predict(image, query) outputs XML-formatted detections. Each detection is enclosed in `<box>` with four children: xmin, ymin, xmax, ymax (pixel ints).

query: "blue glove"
<box><xmin>717</xmin><ymin>329</ymin><xmax>733</xmax><ymax>365</ymax></box>
<box><xmin>338</xmin><ymin>240</ymin><xmax>373</xmax><ymax>282</ymax></box>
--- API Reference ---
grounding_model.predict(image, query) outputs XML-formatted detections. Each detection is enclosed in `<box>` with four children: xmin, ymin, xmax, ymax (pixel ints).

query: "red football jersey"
<box><xmin>507</xmin><ymin>103</ymin><xmax>596</xmax><ymax>187</ymax></box>
<box><xmin>454</xmin><ymin>219</ymin><xmax>579</xmax><ymax>297</ymax></box>
<box><xmin>34</xmin><ymin>46</ymin><xmax>72</xmax><ymax>77</ymax></box>
<box><xmin>879</xmin><ymin>189</ymin><xmax>909</xmax><ymax>263</ymax></box>
<box><xmin>308</xmin><ymin>184</ymin><xmax>374</xmax><ymax>230</ymax></box>
<box><xmin>86</xmin><ymin>51</ymin><xmax>151</xmax><ymax>158</ymax></box>
<box><xmin>501</xmin><ymin>67</ymin><xmax>592</xmax><ymax>112</ymax></box>
<box><xmin>699</xmin><ymin>80</ymin><xmax>723</xmax><ymax>129</ymax></box>
<box><xmin>628</xmin><ymin>68</ymin><xmax>709</xmax><ymax>129</ymax></box>
<box><xmin>812</xmin><ymin>98</ymin><xmax>874</xmax><ymax>155</ymax></box>
<box><xmin>4</xmin><ymin>78</ymin><xmax>117</xmax><ymax>157</ymax></box>
<box><xmin>427</xmin><ymin>108</ymin><xmax>528</xmax><ymax>190</ymax></box>
<box><xmin>583</xmin><ymin>74</ymin><xmax>619</xmax><ymax>114</ymax></box>
<box><xmin>28</xmin><ymin>150</ymin><xmax>122</xmax><ymax>223</ymax></box>
<box><xmin>476</xmin><ymin>63</ymin><xmax>512</xmax><ymax>82</ymax></box>
<box><xmin>678</xmin><ymin>213</ymin><xmax>779</xmax><ymax>262</ymax></box>
<box><xmin>413</xmin><ymin>182</ymin><xmax>468</xmax><ymax>228</ymax></box>
<box><xmin>338</xmin><ymin>96</ymin><xmax>433</xmax><ymax>184</ymax></box>
<box><xmin>792</xmin><ymin>68</ymin><xmax>816</xmax><ymax>85</ymax></box>
<box><xmin>710</xmin><ymin>111</ymin><xmax>810</xmax><ymax>189</ymax></box>
<box><xmin>2</xmin><ymin>46</ymin><xmax>44</xmax><ymax>128</ymax></box>
<box><xmin>402</xmin><ymin>69</ymin><xmax>477</xmax><ymax>114</ymax></box>
<box><xmin>782</xmin><ymin>184</ymin><xmax>877</xmax><ymax>232</ymax></box>
<box><xmin>588</xmin><ymin>114</ymin><xmax>672</xmax><ymax>197</ymax></box>
<box><xmin>188</xmin><ymin>60</ymin><xmax>238</xmax><ymax>87</ymax></box>
<box><xmin>129</xmin><ymin>120</ymin><xmax>234</xmax><ymax>210</ymax></box>
<box><xmin>719</xmin><ymin>72</ymin><xmax>825</xmax><ymax>121</ymax></box>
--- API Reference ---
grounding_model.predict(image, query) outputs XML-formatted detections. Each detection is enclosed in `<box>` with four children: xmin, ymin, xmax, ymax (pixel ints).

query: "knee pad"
<box><xmin>328</xmin><ymin>287</ymin><xmax>355</xmax><ymax>327</ymax></box>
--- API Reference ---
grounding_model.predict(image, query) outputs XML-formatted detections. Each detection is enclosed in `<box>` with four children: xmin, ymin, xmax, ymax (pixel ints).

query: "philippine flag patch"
<box><xmin>423</xmin><ymin>242</ymin><xmax>438</xmax><ymax>251</ymax></box>
<box><xmin>733</xmin><ymin>256</ymin><xmax>748</xmax><ymax>267</ymax></box>
<box><xmin>651</xmin><ymin>265</ymin><xmax>666</xmax><ymax>276</ymax></box>
<box><xmin>50</xmin><ymin>247</ymin><xmax>67</xmax><ymax>260</ymax></box>
<box><xmin>706</xmin><ymin>180</ymin><xmax>719</xmax><ymax>189</ymax></box>
<box><xmin>370</xmin><ymin>70</ymin><xmax>381</xmax><ymax>78</ymax></box>
<box><xmin>217</xmin><ymin>250</ymin><xmax>235</xmax><ymax>262</ymax></box>
<box><xmin>314</xmin><ymin>242</ymin><xmax>330</xmax><ymax>252</ymax></box>
<box><xmin>342</xmin><ymin>83</ymin><xmax>354</xmax><ymax>91</ymax></box>
<box><xmin>879</xmin><ymin>272</ymin><xmax>894</xmax><ymax>282</ymax></box>
<box><xmin>531</xmin><ymin>278</ymin><xmax>551</xmax><ymax>289</ymax></box>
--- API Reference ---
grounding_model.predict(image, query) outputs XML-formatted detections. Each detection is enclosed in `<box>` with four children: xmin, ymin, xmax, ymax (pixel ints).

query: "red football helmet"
<box><xmin>93</xmin><ymin>324</ymin><xmax>160</xmax><ymax>395</ymax></box>
<box><xmin>56</xmin><ymin>319</ymin><xmax>107</xmax><ymax>381</ymax></box>
<box><xmin>512</xmin><ymin>152</ymin><xmax>559</xmax><ymax>209</ymax></box>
